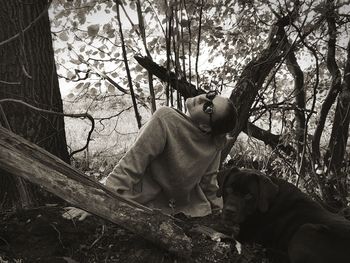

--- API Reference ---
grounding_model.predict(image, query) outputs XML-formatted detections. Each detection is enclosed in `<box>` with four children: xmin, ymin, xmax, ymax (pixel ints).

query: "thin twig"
<box><xmin>89</xmin><ymin>225</ymin><xmax>105</xmax><ymax>249</ymax></box>
<box><xmin>50</xmin><ymin>223</ymin><xmax>65</xmax><ymax>249</ymax></box>
<box><xmin>0</xmin><ymin>80</ymin><xmax>21</xmax><ymax>85</ymax></box>
<box><xmin>18</xmin><ymin>3</ymin><xmax>32</xmax><ymax>79</ymax></box>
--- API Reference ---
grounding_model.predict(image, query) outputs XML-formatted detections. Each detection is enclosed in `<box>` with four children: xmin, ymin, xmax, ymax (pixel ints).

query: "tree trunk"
<box><xmin>312</xmin><ymin>0</ymin><xmax>341</xmax><ymax>164</ymax></box>
<box><xmin>0</xmin><ymin>0</ymin><xmax>69</xmax><ymax>209</ymax></box>
<box><xmin>326</xmin><ymin>39</ymin><xmax>350</xmax><ymax>173</ymax></box>
<box><xmin>323</xmin><ymin>38</ymin><xmax>350</xmax><ymax>209</ymax></box>
<box><xmin>311</xmin><ymin>1</ymin><xmax>345</xmax><ymax>210</ymax></box>
<box><xmin>223</xmin><ymin>23</ymin><xmax>295</xmax><ymax>160</ymax></box>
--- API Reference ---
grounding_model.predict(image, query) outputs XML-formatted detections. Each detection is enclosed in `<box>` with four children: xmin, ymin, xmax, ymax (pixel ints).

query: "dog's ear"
<box><xmin>257</xmin><ymin>174</ymin><xmax>279</xmax><ymax>213</ymax></box>
<box><xmin>216</xmin><ymin>166</ymin><xmax>240</xmax><ymax>197</ymax></box>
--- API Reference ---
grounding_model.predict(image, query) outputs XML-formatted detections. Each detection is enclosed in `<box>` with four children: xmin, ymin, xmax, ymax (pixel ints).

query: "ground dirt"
<box><xmin>0</xmin><ymin>205</ymin><xmax>267</xmax><ymax>263</ymax></box>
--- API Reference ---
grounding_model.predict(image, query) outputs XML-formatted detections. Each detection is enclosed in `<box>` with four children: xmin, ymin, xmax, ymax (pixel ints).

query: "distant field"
<box><xmin>63</xmin><ymin>96</ymin><xmax>151</xmax><ymax>171</ymax></box>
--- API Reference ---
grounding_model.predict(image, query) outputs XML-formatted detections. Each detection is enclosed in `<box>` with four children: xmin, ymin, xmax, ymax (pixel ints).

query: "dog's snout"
<box><xmin>223</xmin><ymin>203</ymin><xmax>240</xmax><ymax>222</ymax></box>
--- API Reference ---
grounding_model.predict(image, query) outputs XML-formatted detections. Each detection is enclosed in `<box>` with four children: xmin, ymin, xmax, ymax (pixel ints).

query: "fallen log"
<box><xmin>0</xmin><ymin>126</ymin><xmax>192</xmax><ymax>258</ymax></box>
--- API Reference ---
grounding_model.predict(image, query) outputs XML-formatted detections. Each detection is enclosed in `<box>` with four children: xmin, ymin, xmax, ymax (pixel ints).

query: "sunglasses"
<box><xmin>202</xmin><ymin>90</ymin><xmax>218</xmax><ymax>129</ymax></box>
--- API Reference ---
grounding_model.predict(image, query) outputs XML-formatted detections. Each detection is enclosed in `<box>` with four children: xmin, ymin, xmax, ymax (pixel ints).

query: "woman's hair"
<box><xmin>211</xmin><ymin>98</ymin><xmax>238</xmax><ymax>136</ymax></box>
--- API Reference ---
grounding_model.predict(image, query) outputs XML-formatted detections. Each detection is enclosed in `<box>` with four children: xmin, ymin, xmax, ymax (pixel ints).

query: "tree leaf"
<box><xmin>58</xmin><ymin>31</ymin><xmax>69</xmax><ymax>41</ymax></box>
<box><xmin>82</xmin><ymin>82</ymin><xmax>90</xmax><ymax>90</ymax></box>
<box><xmin>89</xmin><ymin>87</ymin><xmax>98</xmax><ymax>95</ymax></box>
<box><xmin>75</xmin><ymin>83</ymin><xmax>84</xmax><ymax>90</ymax></box>
<box><xmin>87</xmin><ymin>24</ymin><xmax>100</xmax><ymax>37</ymax></box>
<box><xmin>71</xmin><ymin>59</ymin><xmax>82</xmax><ymax>65</ymax></box>
<box><xmin>107</xmin><ymin>84</ymin><xmax>116</xmax><ymax>93</ymax></box>
<box><xmin>67</xmin><ymin>71</ymin><xmax>75</xmax><ymax>79</ymax></box>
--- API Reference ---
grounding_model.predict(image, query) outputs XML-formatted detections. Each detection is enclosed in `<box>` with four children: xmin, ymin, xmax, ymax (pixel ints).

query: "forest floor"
<box><xmin>0</xmin><ymin>205</ymin><xmax>267</xmax><ymax>263</ymax></box>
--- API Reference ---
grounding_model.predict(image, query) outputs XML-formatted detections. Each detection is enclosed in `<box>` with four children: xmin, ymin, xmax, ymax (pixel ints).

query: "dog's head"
<box><xmin>217</xmin><ymin>167</ymin><xmax>279</xmax><ymax>225</ymax></box>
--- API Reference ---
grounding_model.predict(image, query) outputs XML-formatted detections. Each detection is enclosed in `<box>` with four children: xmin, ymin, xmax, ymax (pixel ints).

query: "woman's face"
<box><xmin>185</xmin><ymin>94</ymin><xmax>230</xmax><ymax>129</ymax></box>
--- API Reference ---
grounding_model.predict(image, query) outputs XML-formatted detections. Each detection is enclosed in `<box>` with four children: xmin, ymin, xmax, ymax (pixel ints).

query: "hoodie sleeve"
<box><xmin>104</xmin><ymin>111</ymin><xmax>166</xmax><ymax>200</ymax></box>
<box><xmin>199</xmin><ymin>152</ymin><xmax>223</xmax><ymax>211</ymax></box>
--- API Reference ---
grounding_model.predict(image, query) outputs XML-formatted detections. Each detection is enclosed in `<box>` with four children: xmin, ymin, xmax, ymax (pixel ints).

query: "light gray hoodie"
<box><xmin>105</xmin><ymin>106</ymin><xmax>225</xmax><ymax>217</ymax></box>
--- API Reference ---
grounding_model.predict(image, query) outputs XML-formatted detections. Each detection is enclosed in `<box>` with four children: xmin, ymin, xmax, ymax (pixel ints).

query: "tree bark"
<box><xmin>0</xmin><ymin>0</ymin><xmax>69</xmax><ymax>209</ymax></box>
<box><xmin>228</xmin><ymin>23</ymin><xmax>290</xmax><ymax>142</ymax></box>
<box><xmin>223</xmin><ymin>15</ymin><xmax>299</xmax><ymax>160</ymax></box>
<box><xmin>326</xmin><ymin>38</ymin><xmax>350</xmax><ymax>173</ymax></box>
<box><xmin>312</xmin><ymin>0</ymin><xmax>342</xmax><ymax>163</ymax></box>
<box><xmin>322</xmin><ymin>38</ymin><xmax>350</xmax><ymax>209</ymax></box>
<box><xmin>285</xmin><ymin>43</ymin><xmax>305</xmax><ymax>158</ymax></box>
<box><xmin>310</xmin><ymin>1</ymin><xmax>345</xmax><ymax>210</ymax></box>
<box><xmin>0</xmin><ymin>126</ymin><xmax>193</xmax><ymax>258</ymax></box>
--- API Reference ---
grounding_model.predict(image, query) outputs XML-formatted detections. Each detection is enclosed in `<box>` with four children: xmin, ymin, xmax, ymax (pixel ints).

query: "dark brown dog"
<box><xmin>217</xmin><ymin>167</ymin><xmax>350</xmax><ymax>263</ymax></box>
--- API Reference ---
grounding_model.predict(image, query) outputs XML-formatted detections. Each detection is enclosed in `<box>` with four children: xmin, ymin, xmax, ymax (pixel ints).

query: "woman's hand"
<box><xmin>62</xmin><ymin>207</ymin><xmax>90</xmax><ymax>221</ymax></box>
